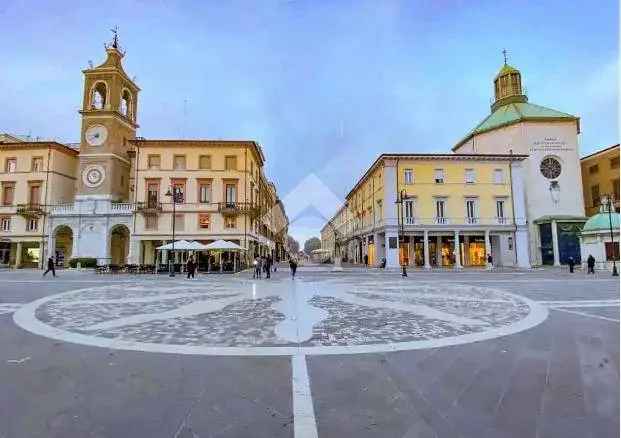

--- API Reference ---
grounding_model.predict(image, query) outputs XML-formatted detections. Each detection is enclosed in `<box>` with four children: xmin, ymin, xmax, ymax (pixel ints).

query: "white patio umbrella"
<box><xmin>156</xmin><ymin>240</ymin><xmax>195</xmax><ymax>251</ymax></box>
<box><xmin>203</xmin><ymin>240</ymin><xmax>245</xmax><ymax>273</ymax></box>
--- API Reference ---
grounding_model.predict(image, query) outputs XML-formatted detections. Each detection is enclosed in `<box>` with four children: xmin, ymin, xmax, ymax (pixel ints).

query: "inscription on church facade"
<box><xmin>530</xmin><ymin>137</ymin><xmax>572</xmax><ymax>153</ymax></box>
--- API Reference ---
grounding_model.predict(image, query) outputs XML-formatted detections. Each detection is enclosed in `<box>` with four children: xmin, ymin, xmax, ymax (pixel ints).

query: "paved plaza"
<box><xmin>0</xmin><ymin>266</ymin><xmax>618</xmax><ymax>438</ymax></box>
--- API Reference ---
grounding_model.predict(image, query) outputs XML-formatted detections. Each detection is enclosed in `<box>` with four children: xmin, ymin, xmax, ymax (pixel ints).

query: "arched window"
<box><xmin>91</xmin><ymin>82</ymin><xmax>107</xmax><ymax>110</ymax></box>
<box><xmin>120</xmin><ymin>89</ymin><xmax>132</xmax><ymax>118</ymax></box>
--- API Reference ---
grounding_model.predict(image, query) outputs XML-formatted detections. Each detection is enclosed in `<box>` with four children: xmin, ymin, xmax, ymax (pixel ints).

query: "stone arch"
<box><xmin>53</xmin><ymin>225</ymin><xmax>74</xmax><ymax>267</ymax></box>
<box><xmin>90</xmin><ymin>81</ymin><xmax>108</xmax><ymax>110</ymax></box>
<box><xmin>120</xmin><ymin>88</ymin><xmax>133</xmax><ymax>119</ymax></box>
<box><xmin>109</xmin><ymin>224</ymin><xmax>130</xmax><ymax>266</ymax></box>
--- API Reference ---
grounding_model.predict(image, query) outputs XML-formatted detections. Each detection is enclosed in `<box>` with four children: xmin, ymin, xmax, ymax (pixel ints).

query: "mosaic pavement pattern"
<box><xmin>14</xmin><ymin>276</ymin><xmax>546</xmax><ymax>355</ymax></box>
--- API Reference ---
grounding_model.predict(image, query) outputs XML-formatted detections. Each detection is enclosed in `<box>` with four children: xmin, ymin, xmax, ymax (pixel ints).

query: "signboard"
<box><xmin>388</xmin><ymin>237</ymin><xmax>398</xmax><ymax>249</ymax></box>
<box><xmin>529</xmin><ymin>137</ymin><xmax>572</xmax><ymax>153</ymax></box>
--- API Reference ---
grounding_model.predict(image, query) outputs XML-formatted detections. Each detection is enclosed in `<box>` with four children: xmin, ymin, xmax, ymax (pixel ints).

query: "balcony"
<box><xmin>434</xmin><ymin>217</ymin><xmax>449</xmax><ymax>225</ymax></box>
<box><xmin>218</xmin><ymin>202</ymin><xmax>260</xmax><ymax>217</ymax></box>
<box><xmin>136</xmin><ymin>201</ymin><xmax>163</xmax><ymax>215</ymax></box>
<box><xmin>495</xmin><ymin>217</ymin><xmax>509</xmax><ymax>225</ymax></box>
<box><xmin>465</xmin><ymin>217</ymin><xmax>480</xmax><ymax>225</ymax></box>
<box><xmin>16</xmin><ymin>203</ymin><xmax>45</xmax><ymax>218</ymax></box>
<box><xmin>404</xmin><ymin>217</ymin><xmax>417</xmax><ymax>225</ymax></box>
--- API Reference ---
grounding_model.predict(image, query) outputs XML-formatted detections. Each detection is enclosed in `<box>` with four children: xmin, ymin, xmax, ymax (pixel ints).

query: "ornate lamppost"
<box><xmin>604</xmin><ymin>195</ymin><xmax>618</xmax><ymax>277</ymax></box>
<box><xmin>165</xmin><ymin>186</ymin><xmax>179</xmax><ymax>277</ymax></box>
<box><xmin>396</xmin><ymin>190</ymin><xmax>408</xmax><ymax>277</ymax></box>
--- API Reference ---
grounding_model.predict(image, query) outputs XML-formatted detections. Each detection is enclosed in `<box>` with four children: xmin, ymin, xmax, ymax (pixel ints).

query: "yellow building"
<box><xmin>3</xmin><ymin>34</ymin><xmax>286</xmax><ymax>270</ymax></box>
<box><xmin>128</xmin><ymin>139</ymin><xmax>287</xmax><ymax>268</ymax></box>
<box><xmin>581</xmin><ymin>144</ymin><xmax>620</xmax><ymax>217</ymax></box>
<box><xmin>0</xmin><ymin>140</ymin><xmax>78</xmax><ymax>267</ymax></box>
<box><xmin>322</xmin><ymin>153</ymin><xmax>530</xmax><ymax>269</ymax></box>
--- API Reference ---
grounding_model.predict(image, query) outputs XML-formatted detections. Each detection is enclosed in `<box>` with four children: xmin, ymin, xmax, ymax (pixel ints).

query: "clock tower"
<box><xmin>77</xmin><ymin>32</ymin><xmax>140</xmax><ymax>200</ymax></box>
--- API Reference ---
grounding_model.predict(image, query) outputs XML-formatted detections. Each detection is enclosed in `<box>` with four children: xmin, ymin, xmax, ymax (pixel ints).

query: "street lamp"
<box><xmin>396</xmin><ymin>190</ymin><xmax>407</xmax><ymax>277</ymax></box>
<box><xmin>165</xmin><ymin>186</ymin><xmax>178</xmax><ymax>277</ymax></box>
<box><xmin>604</xmin><ymin>195</ymin><xmax>618</xmax><ymax>277</ymax></box>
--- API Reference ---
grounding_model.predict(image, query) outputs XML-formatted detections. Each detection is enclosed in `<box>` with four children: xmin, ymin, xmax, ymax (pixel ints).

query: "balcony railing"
<box><xmin>136</xmin><ymin>201</ymin><xmax>163</xmax><ymax>214</ymax></box>
<box><xmin>404</xmin><ymin>217</ymin><xmax>416</xmax><ymax>225</ymax></box>
<box><xmin>218</xmin><ymin>202</ymin><xmax>260</xmax><ymax>216</ymax></box>
<box><xmin>434</xmin><ymin>217</ymin><xmax>449</xmax><ymax>225</ymax></box>
<box><xmin>16</xmin><ymin>203</ymin><xmax>45</xmax><ymax>218</ymax></box>
<box><xmin>465</xmin><ymin>217</ymin><xmax>479</xmax><ymax>224</ymax></box>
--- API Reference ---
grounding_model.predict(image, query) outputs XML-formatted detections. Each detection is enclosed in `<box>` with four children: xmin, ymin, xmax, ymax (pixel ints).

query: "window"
<box><xmin>591</xmin><ymin>184</ymin><xmax>600</xmax><ymax>208</ymax></box>
<box><xmin>31</xmin><ymin>157</ymin><xmax>43</xmax><ymax>172</ymax></box>
<box><xmin>5</xmin><ymin>158</ymin><xmax>16</xmax><ymax>173</ymax></box>
<box><xmin>28</xmin><ymin>184</ymin><xmax>41</xmax><ymax>207</ymax></box>
<box><xmin>173</xmin><ymin>214</ymin><xmax>184</xmax><ymax>231</ymax></box>
<box><xmin>496</xmin><ymin>199</ymin><xmax>506</xmax><ymax>222</ymax></box>
<box><xmin>434</xmin><ymin>169</ymin><xmax>444</xmax><ymax>184</ymax></box>
<box><xmin>589</xmin><ymin>164</ymin><xmax>599</xmax><ymax>174</ymax></box>
<box><xmin>0</xmin><ymin>217</ymin><xmax>10</xmax><ymax>232</ymax></box>
<box><xmin>435</xmin><ymin>199</ymin><xmax>446</xmax><ymax>224</ymax></box>
<box><xmin>465</xmin><ymin>169</ymin><xmax>475</xmax><ymax>184</ymax></box>
<box><xmin>145</xmin><ymin>215</ymin><xmax>158</xmax><ymax>230</ymax></box>
<box><xmin>611</xmin><ymin>157</ymin><xmax>620</xmax><ymax>170</ymax></box>
<box><xmin>404</xmin><ymin>169</ymin><xmax>413</xmax><ymax>184</ymax></box>
<box><xmin>198</xmin><ymin>182</ymin><xmax>212</xmax><ymax>203</ymax></box>
<box><xmin>225</xmin><ymin>216</ymin><xmax>236</xmax><ymax>229</ymax></box>
<box><xmin>27</xmin><ymin>218</ymin><xmax>38</xmax><ymax>232</ymax></box>
<box><xmin>2</xmin><ymin>184</ymin><xmax>14</xmax><ymax>206</ymax></box>
<box><xmin>466</xmin><ymin>199</ymin><xmax>477</xmax><ymax>223</ymax></box>
<box><xmin>494</xmin><ymin>169</ymin><xmax>504</xmax><ymax>184</ymax></box>
<box><xmin>605</xmin><ymin>242</ymin><xmax>619</xmax><ymax>261</ymax></box>
<box><xmin>540</xmin><ymin>157</ymin><xmax>562</xmax><ymax>179</ymax></box>
<box><xmin>250</xmin><ymin>161</ymin><xmax>254</xmax><ymax>177</ymax></box>
<box><xmin>173</xmin><ymin>155</ymin><xmax>186</xmax><ymax>170</ymax></box>
<box><xmin>147</xmin><ymin>155</ymin><xmax>161</xmax><ymax>169</ymax></box>
<box><xmin>199</xmin><ymin>155</ymin><xmax>212</xmax><ymax>170</ymax></box>
<box><xmin>404</xmin><ymin>200</ymin><xmax>415</xmax><ymax>225</ymax></box>
<box><xmin>146</xmin><ymin>182</ymin><xmax>159</xmax><ymax>208</ymax></box>
<box><xmin>225</xmin><ymin>183</ymin><xmax>237</xmax><ymax>204</ymax></box>
<box><xmin>225</xmin><ymin>156</ymin><xmax>237</xmax><ymax>171</ymax></box>
<box><xmin>613</xmin><ymin>179</ymin><xmax>620</xmax><ymax>202</ymax></box>
<box><xmin>172</xmin><ymin>181</ymin><xmax>185</xmax><ymax>203</ymax></box>
<box><xmin>198</xmin><ymin>213</ymin><xmax>210</xmax><ymax>229</ymax></box>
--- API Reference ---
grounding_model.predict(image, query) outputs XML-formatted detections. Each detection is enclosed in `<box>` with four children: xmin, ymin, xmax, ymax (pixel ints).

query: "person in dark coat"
<box><xmin>265</xmin><ymin>256</ymin><xmax>272</xmax><ymax>279</ymax></box>
<box><xmin>487</xmin><ymin>253</ymin><xmax>493</xmax><ymax>270</ymax></box>
<box><xmin>587</xmin><ymin>254</ymin><xmax>596</xmax><ymax>274</ymax></box>
<box><xmin>289</xmin><ymin>258</ymin><xmax>297</xmax><ymax>278</ymax></box>
<box><xmin>567</xmin><ymin>256</ymin><xmax>575</xmax><ymax>273</ymax></box>
<box><xmin>363</xmin><ymin>254</ymin><xmax>368</xmax><ymax>267</ymax></box>
<box><xmin>43</xmin><ymin>257</ymin><xmax>56</xmax><ymax>277</ymax></box>
<box><xmin>186</xmin><ymin>256</ymin><xmax>195</xmax><ymax>279</ymax></box>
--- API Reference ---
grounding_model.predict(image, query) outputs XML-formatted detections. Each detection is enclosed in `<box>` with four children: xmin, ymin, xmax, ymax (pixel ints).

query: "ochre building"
<box><xmin>580</xmin><ymin>144</ymin><xmax>619</xmax><ymax>217</ymax></box>
<box><xmin>1</xmin><ymin>37</ymin><xmax>287</xmax><ymax>269</ymax></box>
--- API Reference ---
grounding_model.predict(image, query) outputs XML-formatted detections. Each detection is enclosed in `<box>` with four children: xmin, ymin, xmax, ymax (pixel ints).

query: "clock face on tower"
<box><xmin>85</xmin><ymin>124</ymin><xmax>108</xmax><ymax>146</ymax></box>
<box><xmin>82</xmin><ymin>165</ymin><xmax>106</xmax><ymax>188</ymax></box>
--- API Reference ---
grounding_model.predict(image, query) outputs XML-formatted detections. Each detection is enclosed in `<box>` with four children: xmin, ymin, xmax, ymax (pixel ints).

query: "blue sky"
<box><xmin>1</xmin><ymin>0</ymin><xmax>618</xmax><ymax>243</ymax></box>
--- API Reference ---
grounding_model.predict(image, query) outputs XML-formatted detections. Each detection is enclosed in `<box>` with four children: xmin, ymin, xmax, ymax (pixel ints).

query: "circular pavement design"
<box><xmin>13</xmin><ymin>276</ymin><xmax>548</xmax><ymax>356</ymax></box>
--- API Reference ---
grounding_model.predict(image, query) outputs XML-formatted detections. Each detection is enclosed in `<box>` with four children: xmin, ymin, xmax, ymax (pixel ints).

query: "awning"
<box><xmin>156</xmin><ymin>240</ymin><xmax>207</xmax><ymax>251</ymax></box>
<box><xmin>203</xmin><ymin>239</ymin><xmax>246</xmax><ymax>251</ymax></box>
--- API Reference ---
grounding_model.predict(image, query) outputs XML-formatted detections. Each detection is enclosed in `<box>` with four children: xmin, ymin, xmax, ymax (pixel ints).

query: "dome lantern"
<box><xmin>491</xmin><ymin>50</ymin><xmax>528</xmax><ymax>111</ymax></box>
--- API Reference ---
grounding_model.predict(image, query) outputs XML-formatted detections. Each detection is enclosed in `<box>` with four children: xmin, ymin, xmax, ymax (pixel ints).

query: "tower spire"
<box><xmin>502</xmin><ymin>48</ymin><xmax>508</xmax><ymax>65</ymax></box>
<box><xmin>110</xmin><ymin>26</ymin><xmax>119</xmax><ymax>49</ymax></box>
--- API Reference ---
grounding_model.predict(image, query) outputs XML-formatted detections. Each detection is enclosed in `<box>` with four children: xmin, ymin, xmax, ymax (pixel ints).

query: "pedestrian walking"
<box><xmin>265</xmin><ymin>256</ymin><xmax>272</xmax><ymax>279</ymax></box>
<box><xmin>568</xmin><ymin>256</ymin><xmax>575</xmax><ymax>273</ymax></box>
<box><xmin>253</xmin><ymin>256</ymin><xmax>261</xmax><ymax>279</ymax></box>
<box><xmin>289</xmin><ymin>258</ymin><xmax>297</xmax><ymax>278</ymax></box>
<box><xmin>363</xmin><ymin>254</ymin><xmax>368</xmax><ymax>268</ymax></box>
<box><xmin>486</xmin><ymin>253</ymin><xmax>493</xmax><ymax>270</ymax></box>
<box><xmin>43</xmin><ymin>257</ymin><xmax>56</xmax><ymax>277</ymax></box>
<box><xmin>186</xmin><ymin>256</ymin><xmax>195</xmax><ymax>279</ymax></box>
<box><xmin>587</xmin><ymin>254</ymin><xmax>596</xmax><ymax>274</ymax></box>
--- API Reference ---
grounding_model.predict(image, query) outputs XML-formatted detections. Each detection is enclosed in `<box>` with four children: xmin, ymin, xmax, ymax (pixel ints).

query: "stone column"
<box><xmin>453</xmin><ymin>230</ymin><xmax>462</xmax><ymax>269</ymax></box>
<box><xmin>436</xmin><ymin>235</ymin><xmax>442</xmax><ymax>267</ymax></box>
<box><xmin>551</xmin><ymin>220</ymin><xmax>561</xmax><ymax>266</ymax></box>
<box><xmin>128</xmin><ymin>237</ymin><xmax>141</xmax><ymax>265</ymax></box>
<box><xmin>15</xmin><ymin>242</ymin><xmax>23</xmax><ymax>268</ymax></box>
<box><xmin>463</xmin><ymin>235</ymin><xmax>470</xmax><ymax>266</ymax></box>
<box><xmin>423</xmin><ymin>230</ymin><xmax>431</xmax><ymax>269</ymax></box>
<box><xmin>485</xmin><ymin>229</ymin><xmax>492</xmax><ymax>269</ymax></box>
<box><xmin>38</xmin><ymin>241</ymin><xmax>45</xmax><ymax>269</ymax></box>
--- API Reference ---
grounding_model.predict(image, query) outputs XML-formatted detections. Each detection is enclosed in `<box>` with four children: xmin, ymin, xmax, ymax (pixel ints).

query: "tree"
<box><xmin>287</xmin><ymin>235</ymin><xmax>300</xmax><ymax>255</ymax></box>
<box><xmin>304</xmin><ymin>237</ymin><xmax>321</xmax><ymax>254</ymax></box>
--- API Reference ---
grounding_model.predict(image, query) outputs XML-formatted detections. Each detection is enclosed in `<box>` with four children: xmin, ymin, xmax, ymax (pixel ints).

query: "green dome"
<box><xmin>583</xmin><ymin>211</ymin><xmax>620</xmax><ymax>232</ymax></box>
<box><xmin>495</xmin><ymin>64</ymin><xmax>519</xmax><ymax>78</ymax></box>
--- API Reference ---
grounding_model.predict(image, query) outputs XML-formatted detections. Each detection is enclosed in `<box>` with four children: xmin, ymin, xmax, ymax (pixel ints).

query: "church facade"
<box><xmin>452</xmin><ymin>61</ymin><xmax>586</xmax><ymax>266</ymax></box>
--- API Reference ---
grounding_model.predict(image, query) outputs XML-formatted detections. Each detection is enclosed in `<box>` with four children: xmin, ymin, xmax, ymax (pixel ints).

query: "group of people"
<box><xmin>253</xmin><ymin>255</ymin><xmax>276</xmax><ymax>279</ymax></box>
